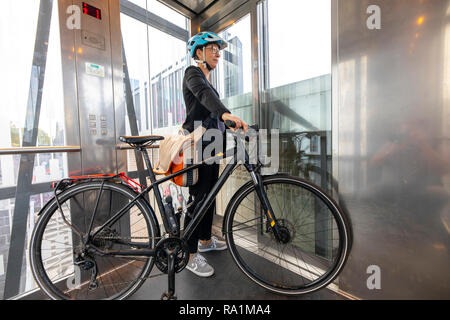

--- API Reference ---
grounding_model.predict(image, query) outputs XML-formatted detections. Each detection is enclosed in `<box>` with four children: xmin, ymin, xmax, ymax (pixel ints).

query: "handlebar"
<box><xmin>224</xmin><ymin>120</ymin><xmax>237</xmax><ymax>128</ymax></box>
<box><xmin>225</xmin><ymin>120</ymin><xmax>259</xmax><ymax>133</ymax></box>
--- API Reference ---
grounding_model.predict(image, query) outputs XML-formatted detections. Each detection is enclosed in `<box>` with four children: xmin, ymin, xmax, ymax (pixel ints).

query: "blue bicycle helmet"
<box><xmin>187</xmin><ymin>31</ymin><xmax>228</xmax><ymax>59</ymax></box>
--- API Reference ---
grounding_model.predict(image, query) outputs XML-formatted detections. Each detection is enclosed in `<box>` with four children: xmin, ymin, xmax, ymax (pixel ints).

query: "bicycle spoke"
<box><xmin>41</xmin><ymin>251</ymin><xmax>73</xmax><ymax>265</ymax></box>
<box><xmin>288</xmin><ymin>243</ymin><xmax>306</xmax><ymax>286</ymax></box>
<box><xmin>296</xmin><ymin>227</ymin><xmax>338</xmax><ymax>236</ymax></box>
<box><xmin>292</xmin><ymin>192</ymin><xmax>314</xmax><ymax>229</ymax></box>
<box><xmin>295</xmin><ymin>217</ymin><xmax>334</xmax><ymax>229</ymax></box>
<box><xmin>129</xmin><ymin>216</ymin><xmax>146</xmax><ymax>229</ymax></box>
<box><xmin>231</xmin><ymin>216</ymin><xmax>262</xmax><ymax>229</ymax></box>
<box><xmin>226</xmin><ymin>177</ymin><xmax>349</xmax><ymax>294</ymax></box>
<box><xmin>231</xmin><ymin>222</ymin><xmax>264</xmax><ymax>233</ymax></box>
<box><xmin>41</xmin><ymin>239</ymin><xmax>74</xmax><ymax>246</ymax></box>
<box><xmin>31</xmin><ymin>182</ymin><xmax>155</xmax><ymax>300</ymax></box>
<box><xmin>98</xmin><ymin>275</ymin><xmax>109</xmax><ymax>298</ymax></box>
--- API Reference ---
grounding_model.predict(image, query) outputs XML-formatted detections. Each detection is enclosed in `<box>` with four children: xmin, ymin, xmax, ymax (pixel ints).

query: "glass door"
<box><xmin>210</xmin><ymin>14</ymin><xmax>253</xmax><ymax>217</ymax></box>
<box><xmin>260</xmin><ymin>0</ymin><xmax>333</xmax><ymax>193</ymax></box>
<box><xmin>258</xmin><ymin>0</ymin><xmax>335</xmax><ymax>264</ymax></box>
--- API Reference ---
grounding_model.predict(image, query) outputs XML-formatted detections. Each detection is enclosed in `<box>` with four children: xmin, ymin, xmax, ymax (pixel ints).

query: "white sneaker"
<box><xmin>185</xmin><ymin>253</ymin><xmax>214</xmax><ymax>277</ymax></box>
<box><xmin>198</xmin><ymin>236</ymin><xmax>228</xmax><ymax>253</ymax></box>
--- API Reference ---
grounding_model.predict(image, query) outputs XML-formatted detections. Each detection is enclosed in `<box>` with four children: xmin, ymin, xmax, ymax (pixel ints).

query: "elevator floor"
<box><xmin>23</xmin><ymin>246</ymin><xmax>345</xmax><ymax>300</ymax></box>
<box><xmin>130</xmin><ymin>246</ymin><xmax>345</xmax><ymax>300</ymax></box>
<box><xmin>21</xmin><ymin>221</ymin><xmax>345</xmax><ymax>300</ymax></box>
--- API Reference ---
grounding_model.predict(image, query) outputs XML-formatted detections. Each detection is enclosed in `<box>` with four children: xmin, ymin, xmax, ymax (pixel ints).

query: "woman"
<box><xmin>182</xmin><ymin>31</ymin><xmax>248</xmax><ymax>277</ymax></box>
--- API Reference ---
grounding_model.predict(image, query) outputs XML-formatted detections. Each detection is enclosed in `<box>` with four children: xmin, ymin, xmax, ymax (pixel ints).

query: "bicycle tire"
<box><xmin>224</xmin><ymin>174</ymin><xmax>350</xmax><ymax>295</ymax></box>
<box><xmin>30</xmin><ymin>181</ymin><xmax>159</xmax><ymax>300</ymax></box>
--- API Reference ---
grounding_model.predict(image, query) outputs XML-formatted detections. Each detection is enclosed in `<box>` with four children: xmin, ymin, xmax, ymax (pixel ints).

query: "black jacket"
<box><xmin>182</xmin><ymin>66</ymin><xmax>230</xmax><ymax>133</ymax></box>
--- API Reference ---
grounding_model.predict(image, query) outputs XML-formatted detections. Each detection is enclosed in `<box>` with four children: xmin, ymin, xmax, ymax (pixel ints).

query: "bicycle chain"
<box><xmin>95</xmin><ymin>236</ymin><xmax>161</xmax><ymax>240</ymax></box>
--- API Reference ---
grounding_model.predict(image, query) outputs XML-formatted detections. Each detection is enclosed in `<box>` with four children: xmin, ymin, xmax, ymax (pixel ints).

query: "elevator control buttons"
<box><xmin>87</xmin><ymin>114</ymin><xmax>108</xmax><ymax>136</ymax></box>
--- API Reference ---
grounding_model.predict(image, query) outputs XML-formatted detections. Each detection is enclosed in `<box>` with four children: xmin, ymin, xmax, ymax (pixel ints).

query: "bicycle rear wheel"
<box><xmin>224</xmin><ymin>174</ymin><xmax>350</xmax><ymax>295</ymax></box>
<box><xmin>30</xmin><ymin>181</ymin><xmax>159</xmax><ymax>300</ymax></box>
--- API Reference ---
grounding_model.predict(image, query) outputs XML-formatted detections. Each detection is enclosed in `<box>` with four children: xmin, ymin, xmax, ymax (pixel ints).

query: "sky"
<box><xmin>267</xmin><ymin>0</ymin><xmax>331</xmax><ymax>88</ymax></box>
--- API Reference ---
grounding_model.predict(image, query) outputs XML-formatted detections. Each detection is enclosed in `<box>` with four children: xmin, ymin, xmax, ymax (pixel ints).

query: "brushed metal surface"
<box><xmin>175</xmin><ymin>0</ymin><xmax>217</xmax><ymax>14</ymax></box>
<box><xmin>334</xmin><ymin>0</ymin><xmax>450</xmax><ymax>299</ymax></box>
<box><xmin>56</xmin><ymin>0</ymin><xmax>130</xmax><ymax>290</ymax></box>
<box><xmin>156</xmin><ymin>0</ymin><xmax>197</xmax><ymax>19</ymax></box>
<box><xmin>110</xmin><ymin>0</ymin><xmax>127</xmax><ymax>175</ymax></box>
<box><xmin>72</xmin><ymin>0</ymin><xmax>117</xmax><ymax>175</ymax></box>
<box><xmin>199</xmin><ymin>0</ymin><xmax>248</xmax><ymax>31</ymax></box>
<box><xmin>58</xmin><ymin>0</ymin><xmax>83</xmax><ymax>177</ymax></box>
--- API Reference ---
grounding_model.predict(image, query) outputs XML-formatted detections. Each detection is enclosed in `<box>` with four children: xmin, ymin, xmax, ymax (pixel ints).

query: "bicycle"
<box><xmin>29</xmin><ymin>121</ymin><xmax>351</xmax><ymax>300</ymax></box>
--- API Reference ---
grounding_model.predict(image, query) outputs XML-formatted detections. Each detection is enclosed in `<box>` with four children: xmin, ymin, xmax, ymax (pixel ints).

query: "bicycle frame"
<box><xmin>32</xmin><ymin>128</ymin><xmax>351</xmax><ymax>300</ymax></box>
<box><xmin>84</xmin><ymin>132</ymin><xmax>280</xmax><ymax>257</ymax></box>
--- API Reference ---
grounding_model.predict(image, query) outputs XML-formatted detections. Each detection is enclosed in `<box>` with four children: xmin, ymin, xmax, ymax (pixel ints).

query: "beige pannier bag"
<box><xmin>153</xmin><ymin>126</ymin><xmax>205</xmax><ymax>187</ymax></box>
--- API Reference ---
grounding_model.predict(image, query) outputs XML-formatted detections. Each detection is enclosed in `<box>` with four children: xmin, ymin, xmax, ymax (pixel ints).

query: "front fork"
<box><xmin>236</xmin><ymin>133</ymin><xmax>283</xmax><ymax>241</ymax></box>
<box><xmin>247</xmin><ymin>167</ymin><xmax>283</xmax><ymax>241</ymax></box>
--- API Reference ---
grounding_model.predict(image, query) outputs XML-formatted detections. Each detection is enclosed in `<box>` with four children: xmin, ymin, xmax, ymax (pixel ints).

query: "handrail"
<box><xmin>0</xmin><ymin>146</ymin><xmax>81</xmax><ymax>155</ymax></box>
<box><xmin>0</xmin><ymin>144</ymin><xmax>162</xmax><ymax>154</ymax></box>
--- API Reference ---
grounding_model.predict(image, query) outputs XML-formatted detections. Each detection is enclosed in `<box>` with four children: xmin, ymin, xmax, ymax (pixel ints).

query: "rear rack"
<box><xmin>51</xmin><ymin>172</ymin><xmax>143</xmax><ymax>193</ymax></box>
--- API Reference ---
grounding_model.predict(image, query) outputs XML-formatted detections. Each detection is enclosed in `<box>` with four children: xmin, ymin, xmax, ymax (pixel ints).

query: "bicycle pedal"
<box><xmin>161</xmin><ymin>292</ymin><xmax>177</xmax><ymax>300</ymax></box>
<box><xmin>88</xmin><ymin>279</ymin><xmax>99</xmax><ymax>291</ymax></box>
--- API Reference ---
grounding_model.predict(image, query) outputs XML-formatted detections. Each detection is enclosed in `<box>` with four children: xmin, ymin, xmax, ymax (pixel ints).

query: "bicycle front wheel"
<box><xmin>30</xmin><ymin>181</ymin><xmax>159</xmax><ymax>300</ymax></box>
<box><xmin>224</xmin><ymin>175</ymin><xmax>350</xmax><ymax>295</ymax></box>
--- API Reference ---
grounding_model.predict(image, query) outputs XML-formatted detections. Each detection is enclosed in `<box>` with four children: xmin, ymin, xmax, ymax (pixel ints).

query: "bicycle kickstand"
<box><xmin>161</xmin><ymin>250</ymin><xmax>177</xmax><ymax>300</ymax></box>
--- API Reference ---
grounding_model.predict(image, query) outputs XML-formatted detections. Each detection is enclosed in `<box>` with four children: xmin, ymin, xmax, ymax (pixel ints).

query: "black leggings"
<box><xmin>184</xmin><ymin>161</ymin><xmax>219</xmax><ymax>254</ymax></box>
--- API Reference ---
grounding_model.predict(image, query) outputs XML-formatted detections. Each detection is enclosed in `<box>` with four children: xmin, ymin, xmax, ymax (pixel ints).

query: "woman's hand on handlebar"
<box><xmin>222</xmin><ymin>113</ymin><xmax>248</xmax><ymax>132</ymax></box>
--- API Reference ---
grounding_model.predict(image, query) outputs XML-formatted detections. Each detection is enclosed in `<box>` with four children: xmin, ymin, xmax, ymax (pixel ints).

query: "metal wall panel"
<box><xmin>334</xmin><ymin>0</ymin><xmax>450</xmax><ymax>299</ymax></box>
<box><xmin>55</xmin><ymin>0</ymin><xmax>127</xmax><ymax>293</ymax></box>
<box><xmin>190</xmin><ymin>0</ymin><xmax>249</xmax><ymax>35</ymax></box>
<box><xmin>169</xmin><ymin>0</ymin><xmax>216</xmax><ymax>15</ymax></box>
<box><xmin>110</xmin><ymin>0</ymin><xmax>127</xmax><ymax>175</ymax></box>
<box><xmin>59</xmin><ymin>0</ymin><xmax>123</xmax><ymax>175</ymax></box>
<box><xmin>58</xmin><ymin>0</ymin><xmax>82</xmax><ymax>177</ymax></box>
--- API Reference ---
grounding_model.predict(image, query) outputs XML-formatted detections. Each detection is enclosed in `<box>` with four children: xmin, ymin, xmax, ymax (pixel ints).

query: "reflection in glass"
<box><xmin>208</xmin><ymin>15</ymin><xmax>253</xmax><ymax>217</ymax></box>
<box><xmin>212</xmin><ymin>14</ymin><xmax>252</xmax><ymax>124</ymax></box>
<box><xmin>213</xmin><ymin>0</ymin><xmax>334</xmax><ymax>282</ymax></box>
<box><xmin>149</xmin><ymin>26</ymin><xmax>189</xmax><ymax>131</ymax></box>
<box><xmin>121</xmin><ymin>13</ymin><xmax>151</xmax><ymax>136</ymax></box>
<box><xmin>262</xmin><ymin>0</ymin><xmax>332</xmax><ymax>192</ymax></box>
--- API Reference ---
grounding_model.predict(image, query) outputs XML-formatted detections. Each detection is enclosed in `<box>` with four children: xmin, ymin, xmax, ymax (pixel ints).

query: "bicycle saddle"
<box><xmin>119</xmin><ymin>135</ymin><xmax>164</xmax><ymax>145</ymax></box>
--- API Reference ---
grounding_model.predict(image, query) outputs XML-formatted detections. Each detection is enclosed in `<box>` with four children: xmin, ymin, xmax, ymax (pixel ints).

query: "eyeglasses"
<box><xmin>205</xmin><ymin>46</ymin><xmax>221</xmax><ymax>55</ymax></box>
